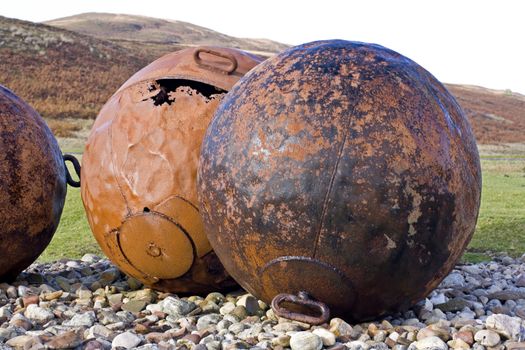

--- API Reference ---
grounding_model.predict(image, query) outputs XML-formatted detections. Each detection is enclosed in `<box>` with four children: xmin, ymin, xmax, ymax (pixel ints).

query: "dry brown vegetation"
<box><xmin>1</xmin><ymin>14</ymin><xmax>524</xmax><ymax>147</ymax></box>
<box><xmin>44</xmin><ymin>13</ymin><xmax>289</xmax><ymax>54</ymax></box>
<box><xmin>45</xmin><ymin>119</ymin><xmax>82</xmax><ymax>137</ymax></box>
<box><xmin>0</xmin><ymin>16</ymin><xmax>150</xmax><ymax>120</ymax></box>
<box><xmin>446</xmin><ymin>84</ymin><xmax>525</xmax><ymax>144</ymax></box>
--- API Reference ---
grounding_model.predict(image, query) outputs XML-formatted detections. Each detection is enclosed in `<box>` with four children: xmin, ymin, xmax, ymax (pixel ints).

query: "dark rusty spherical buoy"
<box><xmin>0</xmin><ymin>85</ymin><xmax>67</xmax><ymax>280</ymax></box>
<box><xmin>198</xmin><ymin>40</ymin><xmax>482</xmax><ymax>321</ymax></box>
<box><xmin>81</xmin><ymin>46</ymin><xmax>261</xmax><ymax>294</ymax></box>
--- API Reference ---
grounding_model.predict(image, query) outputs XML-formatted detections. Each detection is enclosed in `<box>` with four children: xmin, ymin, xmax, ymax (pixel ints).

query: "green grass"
<box><xmin>38</xmin><ymin>157</ymin><xmax>102</xmax><ymax>262</ymax></box>
<box><xmin>463</xmin><ymin>158</ymin><xmax>525</xmax><ymax>262</ymax></box>
<box><xmin>38</xmin><ymin>156</ymin><xmax>525</xmax><ymax>263</ymax></box>
<box><xmin>38</xmin><ymin>187</ymin><xmax>102</xmax><ymax>262</ymax></box>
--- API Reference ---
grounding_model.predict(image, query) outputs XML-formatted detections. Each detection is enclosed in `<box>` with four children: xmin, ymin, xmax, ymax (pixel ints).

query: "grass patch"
<box><xmin>463</xmin><ymin>158</ymin><xmax>525</xmax><ymax>262</ymax></box>
<box><xmin>38</xmin><ymin>187</ymin><xmax>101</xmax><ymax>262</ymax></box>
<box><xmin>460</xmin><ymin>252</ymin><xmax>492</xmax><ymax>264</ymax></box>
<box><xmin>38</xmin><ymin>156</ymin><xmax>102</xmax><ymax>262</ymax></box>
<box><xmin>45</xmin><ymin>119</ymin><xmax>82</xmax><ymax>138</ymax></box>
<box><xmin>38</xmin><ymin>155</ymin><xmax>525</xmax><ymax>263</ymax></box>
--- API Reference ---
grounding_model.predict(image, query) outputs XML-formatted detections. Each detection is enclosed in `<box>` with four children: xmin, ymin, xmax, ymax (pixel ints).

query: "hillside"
<box><xmin>1</xmin><ymin>14</ymin><xmax>523</xmax><ymax>147</ymax></box>
<box><xmin>44</xmin><ymin>12</ymin><xmax>289</xmax><ymax>55</ymax></box>
<box><xmin>445</xmin><ymin>84</ymin><xmax>525</xmax><ymax>145</ymax></box>
<box><xmin>0</xmin><ymin>15</ymin><xmax>150</xmax><ymax>120</ymax></box>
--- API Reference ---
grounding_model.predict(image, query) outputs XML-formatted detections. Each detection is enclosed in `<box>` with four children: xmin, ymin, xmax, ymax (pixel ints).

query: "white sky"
<box><xmin>2</xmin><ymin>0</ymin><xmax>525</xmax><ymax>94</ymax></box>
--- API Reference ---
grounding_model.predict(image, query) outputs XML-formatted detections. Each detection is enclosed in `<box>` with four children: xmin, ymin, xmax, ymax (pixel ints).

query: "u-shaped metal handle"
<box><xmin>271</xmin><ymin>291</ymin><xmax>331</xmax><ymax>325</ymax></box>
<box><xmin>63</xmin><ymin>154</ymin><xmax>81</xmax><ymax>188</ymax></box>
<box><xmin>193</xmin><ymin>47</ymin><xmax>238</xmax><ymax>75</ymax></box>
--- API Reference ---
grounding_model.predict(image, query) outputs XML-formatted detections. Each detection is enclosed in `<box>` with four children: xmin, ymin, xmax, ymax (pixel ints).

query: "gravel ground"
<box><xmin>0</xmin><ymin>254</ymin><xmax>524</xmax><ymax>350</ymax></box>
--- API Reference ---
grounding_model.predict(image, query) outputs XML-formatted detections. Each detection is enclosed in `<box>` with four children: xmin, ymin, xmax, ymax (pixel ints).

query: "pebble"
<box><xmin>122</xmin><ymin>299</ymin><xmax>147</xmax><ymax>313</ymax></box>
<box><xmin>197</xmin><ymin>313</ymin><xmax>222</xmax><ymax>330</ymax></box>
<box><xmin>312</xmin><ymin>327</ymin><xmax>336</xmax><ymax>346</ymax></box>
<box><xmin>447</xmin><ymin>338</ymin><xmax>470</xmax><ymax>349</ymax></box>
<box><xmin>5</xmin><ymin>334</ymin><xmax>39</xmax><ymax>349</ymax></box>
<box><xmin>236</xmin><ymin>294</ymin><xmax>260</xmax><ymax>315</ymax></box>
<box><xmin>290</xmin><ymin>331</ymin><xmax>323</xmax><ymax>350</ymax></box>
<box><xmin>111</xmin><ymin>330</ymin><xmax>142</xmax><ymax>348</ymax></box>
<box><xmin>330</xmin><ymin>317</ymin><xmax>353</xmax><ymax>338</ymax></box>
<box><xmin>161</xmin><ymin>296</ymin><xmax>196</xmax><ymax>317</ymax></box>
<box><xmin>440</xmin><ymin>272</ymin><xmax>465</xmax><ymax>289</ymax></box>
<box><xmin>486</xmin><ymin>313</ymin><xmax>524</xmax><ymax>340</ymax></box>
<box><xmin>0</xmin><ymin>255</ymin><xmax>523</xmax><ymax>350</ymax></box>
<box><xmin>474</xmin><ymin>329</ymin><xmax>501</xmax><ymax>346</ymax></box>
<box><xmin>410</xmin><ymin>336</ymin><xmax>447</xmax><ymax>350</ymax></box>
<box><xmin>24</xmin><ymin>304</ymin><xmax>54</xmax><ymax>323</ymax></box>
<box><xmin>63</xmin><ymin>310</ymin><xmax>96</xmax><ymax>327</ymax></box>
<box><xmin>46</xmin><ymin>330</ymin><xmax>83</xmax><ymax>349</ymax></box>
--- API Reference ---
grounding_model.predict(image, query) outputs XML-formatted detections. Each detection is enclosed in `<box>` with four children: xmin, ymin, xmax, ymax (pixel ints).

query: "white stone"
<box><xmin>412</xmin><ymin>336</ymin><xmax>447</xmax><ymax>350</ymax></box>
<box><xmin>112</xmin><ymin>331</ymin><xmax>142</xmax><ymax>349</ymax></box>
<box><xmin>160</xmin><ymin>296</ymin><xmax>195</xmax><ymax>317</ymax></box>
<box><xmin>145</xmin><ymin>303</ymin><xmax>162</xmax><ymax>313</ymax></box>
<box><xmin>85</xmin><ymin>324</ymin><xmax>113</xmax><ymax>340</ymax></box>
<box><xmin>312</xmin><ymin>328</ymin><xmax>336</xmax><ymax>346</ymax></box>
<box><xmin>474</xmin><ymin>330</ymin><xmax>501</xmax><ymax>347</ymax></box>
<box><xmin>24</xmin><ymin>304</ymin><xmax>54</xmax><ymax>323</ymax></box>
<box><xmin>290</xmin><ymin>331</ymin><xmax>322</xmax><ymax>350</ymax></box>
<box><xmin>81</xmin><ymin>253</ymin><xmax>99</xmax><ymax>263</ymax></box>
<box><xmin>64</xmin><ymin>311</ymin><xmax>96</xmax><ymax>327</ymax></box>
<box><xmin>346</xmin><ymin>340</ymin><xmax>370</xmax><ymax>350</ymax></box>
<box><xmin>219</xmin><ymin>301</ymin><xmax>236</xmax><ymax>315</ymax></box>
<box><xmin>447</xmin><ymin>338</ymin><xmax>470</xmax><ymax>350</ymax></box>
<box><xmin>440</xmin><ymin>272</ymin><xmax>465</xmax><ymax>288</ymax></box>
<box><xmin>486</xmin><ymin>314</ymin><xmax>524</xmax><ymax>340</ymax></box>
<box><xmin>197</xmin><ymin>314</ymin><xmax>222</xmax><ymax>331</ymax></box>
<box><xmin>429</xmin><ymin>293</ymin><xmax>447</xmax><ymax>305</ymax></box>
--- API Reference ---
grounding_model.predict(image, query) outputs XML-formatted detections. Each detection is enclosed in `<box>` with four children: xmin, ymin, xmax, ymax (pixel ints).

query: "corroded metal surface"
<box><xmin>81</xmin><ymin>47</ymin><xmax>261</xmax><ymax>293</ymax></box>
<box><xmin>0</xmin><ymin>85</ymin><xmax>66</xmax><ymax>280</ymax></box>
<box><xmin>198</xmin><ymin>40</ymin><xmax>482</xmax><ymax>320</ymax></box>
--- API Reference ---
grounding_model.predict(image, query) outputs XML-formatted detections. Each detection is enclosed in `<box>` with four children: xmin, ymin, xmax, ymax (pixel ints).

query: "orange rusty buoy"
<box><xmin>0</xmin><ymin>85</ymin><xmax>73</xmax><ymax>280</ymax></box>
<box><xmin>198</xmin><ymin>40</ymin><xmax>482</xmax><ymax>321</ymax></box>
<box><xmin>81</xmin><ymin>47</ymin><xmax>261</xmax><ymax>293</ymax></box>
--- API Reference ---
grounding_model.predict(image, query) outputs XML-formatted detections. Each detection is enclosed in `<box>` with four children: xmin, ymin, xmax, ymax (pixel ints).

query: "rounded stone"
<box><xmin>112</xmin><ymin>331</ymin><xmax>142</xmax><ymax>349</ymax></box>
<box><xmin>412</xmin><ymin>336</ymin><xmax>447</xmax><ymax>350</ymax></box>
<box><xmin>474</xmin><ymin>330</ymin><xmax>501</xmax><ymax>347</ymax></box>
<box><xmin>290</xmin><ymin>331</ymin><xmax>323</xmax><ymax>350</ymax></box>
<box><xmin>312</xmin><ymin>328</ymin><xmax>336</xmax><ymax>346</ymax></box>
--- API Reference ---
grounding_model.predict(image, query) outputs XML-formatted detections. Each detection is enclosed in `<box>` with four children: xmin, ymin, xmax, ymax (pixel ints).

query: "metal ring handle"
<box><xmin>193</xmin><ymin>47</ymin><xmax>238</xmax><ymax>75</ymax></box>
<box><xmin>271</xmin><ymin>291</ymin><xmax>330</xmax><ymax>325</ymax></box>
<box><xmin>63</xmin><ymin>154</ymin><xmax>81</xmax><ymax>188</ymax></box>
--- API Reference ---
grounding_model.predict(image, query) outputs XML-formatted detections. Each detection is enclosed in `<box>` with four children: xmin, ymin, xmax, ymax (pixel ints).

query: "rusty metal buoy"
<box><xmin>198</xmin><ymin>40</ymin><xmax>482</xmax><ymax>321</ymax></box>
<box><xmin>81</xmin><ymin>47</ymin><xmax>261</xmax><ymax>293</ymax></box>
<box><xmin>0</xmin><ymin>85</ymin><xmax>77</xmax><ymax>280</ymax></box>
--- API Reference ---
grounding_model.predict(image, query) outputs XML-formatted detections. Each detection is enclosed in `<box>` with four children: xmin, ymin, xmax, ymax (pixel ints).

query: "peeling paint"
<box><xmin>0</xmin><ymin>85</ymin><xmax>66</xmax><ymax>280</ymax></box>
<box><xmin>81</xmin><ymin>47</ymin><xmax>261</xmax><ymax>293</ymax></box>
<box><xmin>199</xmin><ymin>40</ymin><xmax>482</xmax><ymax>321</ymax></box>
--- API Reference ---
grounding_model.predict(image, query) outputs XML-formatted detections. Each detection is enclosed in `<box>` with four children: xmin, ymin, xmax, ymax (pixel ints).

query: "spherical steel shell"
<box><xmin>0</xmin><ymin>85</ymin><xmax>66</xmax><ymax>280</ymax></box>
<box><xmin>198</xmin><ymin>40</ymin><xmax>482</xmax><ymax>320</ymax></box>
<box><xmin>81</xmin><ymin>47</ymin><xmax>261</xmax><ymax>293</ymax></box>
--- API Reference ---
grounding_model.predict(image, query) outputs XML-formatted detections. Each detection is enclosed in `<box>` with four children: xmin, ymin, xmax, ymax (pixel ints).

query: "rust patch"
<box><xmin>198</xmin><ymin>40</ymin><xmax>482</xmax><ymax>320</ymax></box>
<box><xmin>81</xmin><ymin>47</ymin><xmax>262</xmax><ymax>294</ymax></box>
<box><xmin>0</xmin><ymin>85</ymin><xmax>66</xmax><ymax>281</ymax></box>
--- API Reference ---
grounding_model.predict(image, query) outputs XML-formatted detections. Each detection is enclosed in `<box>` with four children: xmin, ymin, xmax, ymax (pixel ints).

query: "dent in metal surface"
<box><xmin>198</xmin><ymin>40</ymin><xmax>482</xmax><ymax>320</ymax></box>
<box><xmin>0</xmin><ymin>85</ymin><xmax>66</xmax><ymax>280</ymax></box>
<box><xmin>81</xmin><ymin>47</ymin><xmax>261</xmax><ymax>293</ymax></box>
